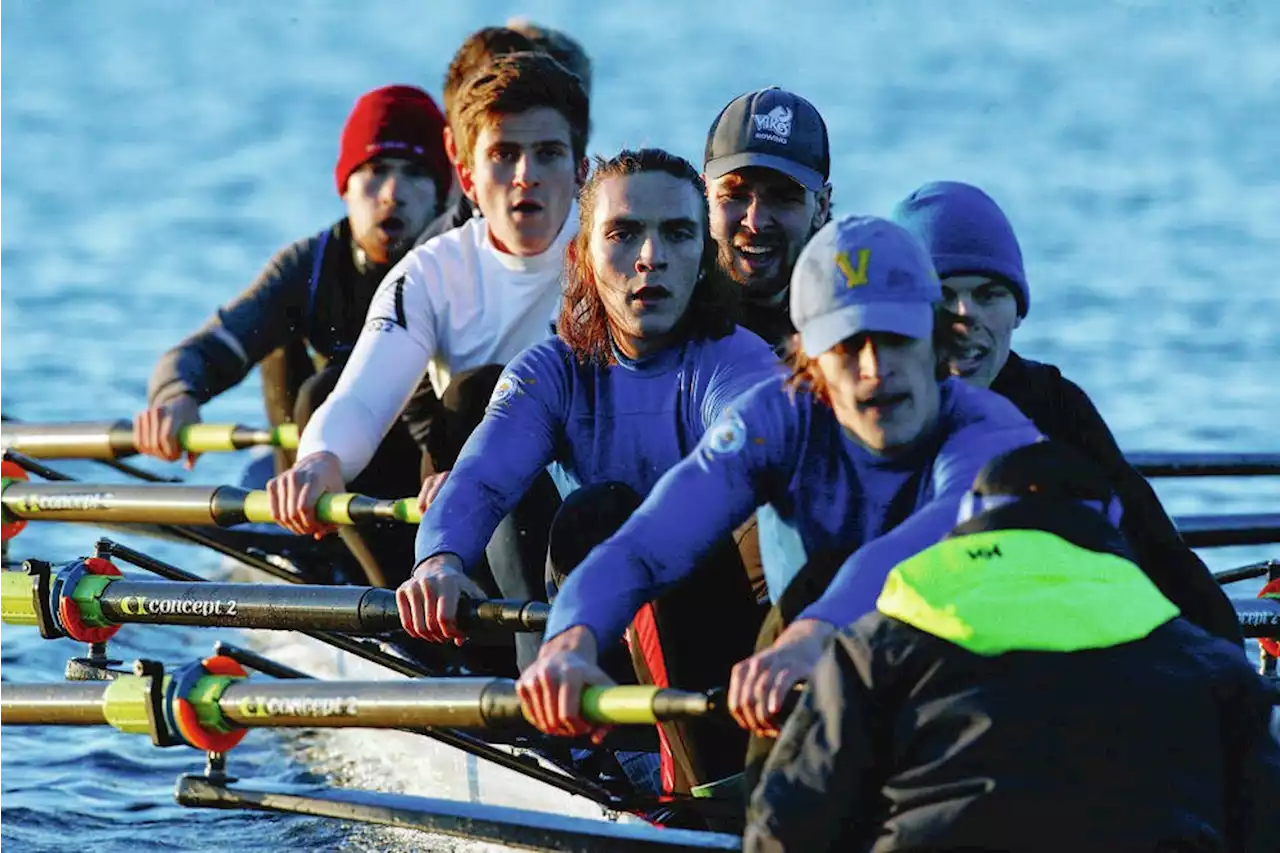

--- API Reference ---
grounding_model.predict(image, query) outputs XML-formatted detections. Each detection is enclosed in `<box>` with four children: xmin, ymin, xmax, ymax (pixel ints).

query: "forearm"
<box><xmin>295</xmin><ymin>323</ymin><xmax>429</xmax><ymax>481</ymax></box>
<box><xmin>800</xmin><ymin>499</ymin><xmax>960</xmax><ymax>627</ymax></box>
<box><xmin>148</xmin><ymin>333</ymin><xmax>249</xmax><ymax>406</ymax></box>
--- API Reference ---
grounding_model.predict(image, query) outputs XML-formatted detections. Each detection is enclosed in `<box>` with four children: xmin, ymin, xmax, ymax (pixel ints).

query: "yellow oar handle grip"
<box><xmin>240</xmin><ymin>492</ymin><xmax>421</xmax><ymax>526</ymax></box>
<box><xmin>176</xmin><ymin>423</ymin><xmax>300</xmax><ymax>454</ymax></box>
<box><xmin>0</xmin><ymin>570</ymin><xmax>38</xmax><ymax>625</ymax></box>
<box><xmin>579</xmin><ymin>685</ymin><xmax>712</xmax><ymax>724</ymax></box>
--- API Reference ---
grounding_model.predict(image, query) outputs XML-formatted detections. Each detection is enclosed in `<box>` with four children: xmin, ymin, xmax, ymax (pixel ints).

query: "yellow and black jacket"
<box><xmin>744</xmin><ymin>502</ymin><xmax>1279</xmax><ymax>853</ymax></box>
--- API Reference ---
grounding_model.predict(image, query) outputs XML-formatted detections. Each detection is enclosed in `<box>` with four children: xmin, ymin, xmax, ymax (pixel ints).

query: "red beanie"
<box><xmin>335</xmin><ymin>85</ymin><xmax>451</xmax><ymax>197</ymax></box>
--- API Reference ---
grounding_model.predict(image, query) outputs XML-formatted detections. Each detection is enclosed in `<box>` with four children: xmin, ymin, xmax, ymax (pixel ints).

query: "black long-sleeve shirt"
<box><xmin>991</xmin><ymin>351</ymin><xmax>1242</xmax><ymax>644</ymax></box>
<box><xmin>147</xmin><ymin>219</ymin><xmax>439</xmax><ymax>447</ymax></box>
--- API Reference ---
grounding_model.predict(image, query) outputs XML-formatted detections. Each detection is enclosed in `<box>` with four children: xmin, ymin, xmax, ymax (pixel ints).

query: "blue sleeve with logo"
<box><xmin>694</xmin><ymin>328</ymin><xmax>784</xmax><ymax>431</ymax></box>
<box><xmin>544</xmin><ymin>376</ymin><xmax>802</xmax><ymax>647</ymax></box>
<box><xmin>414</xmin><ymin>341</ymin><xmax>567</xmax><ymax>572</ymax></box>
<box><xmin>799</xmin><ymin>408</ymin><xmax>1043</xmax><ymax>627</ymax></box>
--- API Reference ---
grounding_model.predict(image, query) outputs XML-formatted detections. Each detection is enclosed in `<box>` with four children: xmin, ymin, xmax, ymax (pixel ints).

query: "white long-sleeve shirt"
<box><xmin>297</xmin><ymin>207</ymin><xmax>577</xmax><ymax>480</ymax></box>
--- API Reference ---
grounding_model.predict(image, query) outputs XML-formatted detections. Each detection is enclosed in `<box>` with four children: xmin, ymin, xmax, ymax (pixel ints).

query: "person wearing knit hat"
<box><xmin>336</xmin><ymin>84</ymin><xmax>451</xmax><ymax>265</ymax></box>
<box><xmin>133</xmin><ymin>83</ymin><xmax>453</xmax><ymax>602</ymax></box>
<box><xmin>891</xmin><ymin>181</ymin><xmax>1027</xmax><ymax>388</ymax></box>
<box><xmin>269</xmin><ymin>52</ymin><xmax>591</xmax><ymax>677</ymax></box>
<box><xmin>892</xmin><ymin>180</ymin><xmax>1241</xmax><ymax>646</ymax></box>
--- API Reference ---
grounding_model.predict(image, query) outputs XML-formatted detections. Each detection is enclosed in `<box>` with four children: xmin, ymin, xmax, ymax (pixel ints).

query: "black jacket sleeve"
<box><xmin>995</xmin><ymin>355</ymin><xmax>1242</xmax><ymax>644</ymax></box>
<box><xmin>1220</xmin><ymin>666</ymin><xmax>1280</xmax><ymax>853</ymax></box>
<box><xmin>147</xmin><ymin>234</ymin><xmax>318</xmax><ymax>406</ymax></box>
<box><xmin>744</xmin><ymin>629</ymin><xmax>882</xmax><ymax>853</ymax></box>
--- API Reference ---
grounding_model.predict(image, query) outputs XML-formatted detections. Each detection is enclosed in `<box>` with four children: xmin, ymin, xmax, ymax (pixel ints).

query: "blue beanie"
<box><xmin>891</xmin><ymin>181</ymin><xmax>1029</xmax><ymax>317</ymax></box>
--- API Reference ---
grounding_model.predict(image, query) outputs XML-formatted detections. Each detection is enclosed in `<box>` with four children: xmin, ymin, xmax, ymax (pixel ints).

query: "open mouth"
<box><xmin>945</xmin><ymin>341</ymin><xmax>991</xmax><ymax>376</ymax></box>
<box><xmin>511</xmin><ymin>199</ymin><xmax>544</xmax><ymax>217</ymax></box>
<box><xmin>734</xmin><ymin>239</ymin><xmax>783</xmax><ymax>272</ymax></box>
<box><xmin>858</xmin><ymin>391</ymin><xmax>910</xmax><ymax>416</ymax></box>
<box><xmin>378</xmin><ymin>215</ymin><xmax>405</xmax><ymax>238</ymax></box>
<box><xmin>629</xmin><ymin>285</ymin><xmax>671</xmax><ymax>307</ymax></box>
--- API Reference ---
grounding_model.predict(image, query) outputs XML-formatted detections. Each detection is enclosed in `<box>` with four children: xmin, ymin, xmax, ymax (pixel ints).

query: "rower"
<box><xmin>133</xmin><ymin>84</ymin><xmax>451</xmax><ymax>586</ymax></box>
<box><xmin>269</xmin><ymin>53</ymin><xmax>589</xmax><ymax>650</ymax></box>
<box><xmin>744</xmin><ymin>441</ymin><xmax>1280</xmax><ymax>852</ymax></box>
<box><xmin>702</xmin><ymin>87</ymin><xmax>834</xmax><ymax>601</ymax></box>
<box><xmin>704</xmin><ymin>87</ymin><xmax>833</xmax><ymax>353</ymax></box>
<box><xmin>398</xmin><ymin>148</ymin><xmax>780</xmax><ymax>793</ymax></box>
<box><xmin>415</xmin><ymin>22</ymin><xmax>593</xmax><ymax>246</ymax></box>
<box><xmin>516</xmin><ymin>214</ymin><xmax>1043</xmax><ymax>766</ymax></box>
<box><xmin>892</xmin><ymin>180</ymin><xmax>1242</xmax><ymax>644</ymax></box>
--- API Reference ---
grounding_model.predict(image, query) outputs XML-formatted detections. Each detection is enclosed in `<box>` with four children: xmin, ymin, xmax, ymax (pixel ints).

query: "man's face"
<box><xmin>458</xmin><ymin>107</ymin><xmax>583</xmax><ymax>257</ymax></box>
<box><xmin>589</xmin><ymin>171</ymin><xmax>705</xmax><ymax>356</ymax></box>
<box><xmin>344</xmin><ymin>156</ymin><xmax>440</xmax><ymax>265</ymax></box>
<box><xmin>816</xmin><ymin>332</ymin><xmax>941</xmax><ymax>455</ymax></box>
<box><xmin>937</xmin><ymin>274</ymin><xmax>1021</xmax><ymax>388</ymax></box>
<box><xmin>707</xmin><ymin>167</ymin><xmax>829</xmax><ymax>300</ymax></box>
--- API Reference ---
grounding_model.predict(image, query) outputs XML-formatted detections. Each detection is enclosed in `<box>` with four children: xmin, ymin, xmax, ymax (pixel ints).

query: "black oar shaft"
<box><xmin>222</xmin><ymin>679</ymin><xmax>518</xmax><ymax>729</ymax></box>
<box><xmin>1128</xmin><ymin>452</ymin><xmax>1280</xmax><ymax>478</ymax></box>
<box><xmin>1174</xmin><ymin>513</ymin><xmax>1280</xmax><ymax>548</ymax></box>
<box><xmin>95</xmin><ymin>580</ymin><xmax>395</xmax><ymax>633</ymax></box>
<box><xmin>2</xmin><ymin>482</ymin><xmax>248</xmax><ymax>526</ymax></box>
<box><xmin>1231</xmin><ymin>596</ymin><xmax>1280</xmax><ymax>639</ymax></box>
<box><xmin>0</xmin><ymin>678</ymin><xmax>711</xmax><ymax>729</ymax></box>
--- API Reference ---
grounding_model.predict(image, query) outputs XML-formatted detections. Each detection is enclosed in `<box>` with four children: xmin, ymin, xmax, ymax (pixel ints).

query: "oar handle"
<box><xmin>0</xmin><ymin>566</ymin><xmax>548</xmax><ymax>637</ymax></box>
<box><xmin>177</xmin><ymin>424</ymin><xmax>299</xmax><ymax>454</ymax></box>
<box><xmin>0</xmin><ymin>421</ymin><xmax>299</xmax><ymax>459</ymax></box>
<box><xmin>457</xmin><ymin>598</ymin><xmax>549</xmax><ymax>633</ymax></box>
<box><xmin>0</xmin><ymin>676</ymin><xmax>719</xmax><ymax>736</ymax></box>
<box><xmin>0</xmin><ymin>481</ymin><xmax>422</xmax><ymax>535</ymax></box>
<box><xmin>234</xmin><ymin>490</ymin><xmax>422</xmax><ymax>526</ymax></box>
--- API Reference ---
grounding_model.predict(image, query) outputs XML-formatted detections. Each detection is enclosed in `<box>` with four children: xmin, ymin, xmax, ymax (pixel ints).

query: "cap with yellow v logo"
<box><xmin>789</xmin><ymin>214</ymin><xmax>942</xmax><ymax>357</ymax></box>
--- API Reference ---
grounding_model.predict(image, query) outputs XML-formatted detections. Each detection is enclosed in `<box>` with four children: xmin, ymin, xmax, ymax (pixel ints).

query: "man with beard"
<box><xmin>891</xmin><ymin>180</ymin><xmax>1241</xmax><ymax>644</ymax></box>
<box><xmin>703</xmin><ymin>87</ymin><xmax>834</xmax><ymax>596</ymax></box>
<box><xmin>134</xmin><ymin>85</ymin><xmax>451</xmax><ymax>586</ymax></box>
<box><xmin>704</xmin><ymin>87</ymin><xmax>832</xmax><ymax>351</ymax></box>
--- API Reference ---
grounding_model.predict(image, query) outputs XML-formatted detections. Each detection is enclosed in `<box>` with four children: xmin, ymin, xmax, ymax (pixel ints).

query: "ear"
<box><xmin>456</xmin><ymin>159</ymin><xmax>478</xmax><ymax>205</ymax></box>
<box><xmin>443</xmin><ymin>127</ymin><xmax>458</xmax><ymax>166</ymax></box>
<box><xmin>1013</xmin><ymin>313</ymin><xmax>1023</xmax><ymax>330</ymax></box>
<box><xmin>576</xmin><ymin>157</ymin><xmax>589</xmax><ymax>188</ymax></box>
<box><xmin>812</xmin><ymin>184</ymin><xmax>833</xmax><ymax>229</ymax></box>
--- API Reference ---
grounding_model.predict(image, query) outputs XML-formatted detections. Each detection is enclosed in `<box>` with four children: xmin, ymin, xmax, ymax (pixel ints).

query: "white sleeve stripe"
<box><xmin>211</xmin><ymin>325</ymin><xmax>250</xmax><ymax>365</ymax></box>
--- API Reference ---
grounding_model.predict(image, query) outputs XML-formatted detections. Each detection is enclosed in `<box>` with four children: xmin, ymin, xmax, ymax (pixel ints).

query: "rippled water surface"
<box><xmin>3</xmin><ymin>1</ymin><xmax>1277</xmax><ymax>850</ymax></box>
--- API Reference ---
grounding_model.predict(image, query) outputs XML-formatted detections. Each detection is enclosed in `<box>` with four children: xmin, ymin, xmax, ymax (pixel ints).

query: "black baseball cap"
<box><xmin>704</xmin><ymin>87</ymin><xmax>830</xmax><ymax>192</ymax></box>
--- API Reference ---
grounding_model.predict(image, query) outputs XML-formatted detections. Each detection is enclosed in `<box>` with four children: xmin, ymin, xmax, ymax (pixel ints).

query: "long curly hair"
<box><xmin>558</xmin><ymin>147</ymin><xmax>740</xmax><ymax>364</ymax></box>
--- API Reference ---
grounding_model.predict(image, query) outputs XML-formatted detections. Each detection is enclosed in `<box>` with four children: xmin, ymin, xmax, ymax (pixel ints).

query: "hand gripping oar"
<box><xmin>0</xmin><ymin>660</ymin><xmax>720</xmax><ymax>750</ymax></box>
<box><xmin>1</xmin><ymin>562</ymin><xmax>548</xmax><ymax>636</ymax></box>
<box><xmin>0</xmin><ymin>419</ymin><xmax>299</xmax><ymax>460</ymax></box>
<box><xmin>1</xmin><ymin>414</ymin><xmax>180</xmax><ymax>483</ymax></box>
<box><xmin>0</xmin><ymin>470</ymin><xmax>420</xmax><ymax>540</ymax></box>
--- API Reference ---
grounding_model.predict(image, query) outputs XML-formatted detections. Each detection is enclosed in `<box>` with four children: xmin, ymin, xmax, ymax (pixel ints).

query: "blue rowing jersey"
<box><xmin>545</xmin><ymin>376</ymin><xmax>1044</xmax><ymax>646</ymax></box>
<box><xmin>415</xmin><ymin>328</ymin><xmax>781</xmax><ymax>570</ymax></box>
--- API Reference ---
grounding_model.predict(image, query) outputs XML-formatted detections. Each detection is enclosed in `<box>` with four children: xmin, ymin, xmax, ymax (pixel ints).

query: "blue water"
<box><xmin>2</xmin><ymin>1</ymin><xmax>1278</xmax><ymax>850</ymax></box>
